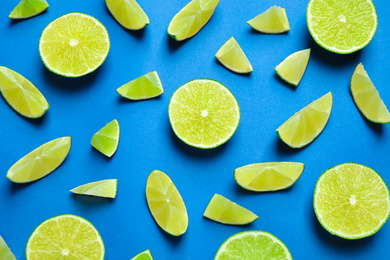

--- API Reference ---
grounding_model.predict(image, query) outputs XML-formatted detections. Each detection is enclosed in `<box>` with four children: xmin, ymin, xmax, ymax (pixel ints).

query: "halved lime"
<box><xmin>0</xmin><ymin>66</ymin><xmax>49</xmax><ymax>119</ymax></box>
<box><xmin>91</xmin><ymin>119</ymin><xmax>120</xmax><ymax>157</ymax></box>
<box><xmin>105</xmin><ymin>0</ymin><xmax>149</xmax><ymax>30</ymax></box>
<box><xmin>203</xmin><ymin>194</ymin><xmax>258</xmax><ymax>225</ymax></box>
<box><xmin>275</xmin><ymin>49</ymin><xmax>310</xmax><ymax>86</ymax></box>
<box><xmin>39</xmin><ymin>13</ymin><xmax>110</xmax><ymax>77</ymax></box>
<box><xmin>26</xmin><ymin>214</ymin><xmax>104</xmax><ymax>259</ymax></box>
<box><xmin>235</xmin><ymin>162</ymin><xmax>304</xmax><ymax>192</ymax></box>
<box><xmin>9</xmin><ymin>0</ymin><xmax>49</xmax><ymax>19</ymax></box>
<box><xmin>215</xmin><ymin>37</ymin><xmax>253</xmax><ymax>74</ymax></box>
<box><xmin>116</xmin><ymin>71</ymin><xmax>163</xmax><ymax>100</ymax></box>
<box><xmin>0</xmin><ymin>235</ymin><xmax>16</xmax><ymax>260</ymax></box>
<box><xmin>214</xmin><ymin>230</ymin><xmax>292</xmax><ymax>260</ymax></box>
<box><xmin>247</xmin><ymin>6</ymin><xmax>290</xmax><ymax>34</ymax></box>
<box><xmin>168</xmin><ymin>79</ymin><xmax>240</xmax><ymax>149</ymax></box>
<box><xmin>131</xmin><ymin>249</ymin><xmax>153</xmax><ymax>260</ymax></box>
<box><xmin>276</xmin><ymin>92</ymin><xmax>332</xmax><ymax>148</ymax></box>
<box><xmin>70</xmin><ymin>179</ymin><xmax>117</xmax><ymax>198</ymax></box>
<box><xmin>145</xmin><ymin>170</ymin><xmax>188</xmax><ymax>236</ymax></box>
<box><xmin>307</xmin><ymin>0</ymin><xmax>377</xmax><ymax>54</ymax></box>
<box><xmin>314</xmin><ymin>163</ymin><xmax>390</xmax><ymax>239</ymax></box>
<box><xmin>7</xmin><ymin>137</ymin><xmax>71</xmax><ymax>183</ymax></box>
<box><xmin>350</xmin><ymin>63</ymin><xmax>390</xmax><ymax>124</ymax></box>
<box><xmin>167</xmin><ymin>0</ymin><xmax>220</xmax><ymax>41</ymax></box>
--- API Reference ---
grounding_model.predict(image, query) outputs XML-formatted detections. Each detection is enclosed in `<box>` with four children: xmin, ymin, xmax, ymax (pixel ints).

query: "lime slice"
<box><xmin>275</xmin><ymin>49</ymin><xmax>311</xmax><ymax>86</ymax></box>
<box><xmin>145</xmin><ymin>170</ymin><xmax>188</xmax><ymax>236</ymax></box>
<box><xmin>7</xmin><ymin>137</ymin><xmax>71</xmax><ymax>183</ymax></box>
<box><xmin>91</xmin><ymin>119</ymin><xmax>120</xmax><ymax>157</ymax></box>
<box><xmin>131</xmin><ymin>249</ymin><xmax>153</xmax><ymax>260</ymax></box>
<box><xmin>168</xmin><ymin>79</ymin><xmax>240</xmax><ymax>149</ymax></box>
<box><xmin>276</xmin><ymin>92</ymin><xmax>332</xmax><ymax>148</ymax></box>
<box><xmin>116</xmin><ymin>71</ymin><xmax>163</xmax><ymax>100</ymax></box>
<box><xmin>235</xmin><ymin>162</ymin><xmax>304</xmax><ymax>192</ymax></box>
<box><xmin>105</xmin><ymin>0</ymin><xmax>149</xmax><ymax>30</ymax></box>
<box><xmin>203</xmin><ymin>194</ymin><xmax>258</xmax><ymax>225</ymax></box>
<box><xmin>0</xmin><ymin>236</ymin><xmax>16</xmax><ymax>260</ymax></box>
<box><xmin>70</xmin><ymin>179</ymin><xmax>117</xmax><ymax>198</ymax></box>
<box><xmin>39</xmin><ymin>13</ymin><xmax>110</xmax><ymax>77</ymax></box>
<box><xmin>350</xmin><ymin>63</ymin><xmax>390</xmax><ymax>124</ymax></box>
<box><xmin>167</xmin><ymin>0</ymin><xmax>220</xmax><ymax>41</ymax></box>
<box><xmin>26</xmin><ymin>214</ymin><xmax>104</xmax><ymax>259</ymax></box>
<box><xmin>314</xmin><ymin>163</ymin><xmax>390</xmax><ymax>239</ymax></box>
<box><xmin>215</xmin><ymin>37</ymin><xmax>253</xmax><ymax>74</ymax></box>
<box><xmin>247</xmin><ymin>6</ymin><xmax>290</xmax><ymax>34</ymax></box>
<box><xmin>307</xmin><ymin>0</ymin><xmax>377</xmax><ymax>54</ymax></box>
<box><xmin>9</xmin><ymin>0</ymin><xmax>49</xmax><ymax>19</ymax></box>
<box><xmin>0</xmin><ymin>66</ymin><xmax>49</xmax><ymax>119</ymax></box>
<box><xmin>214</xmin><ymin>230</ymin><xmax>292</xmax><ymax>260</ymax></box>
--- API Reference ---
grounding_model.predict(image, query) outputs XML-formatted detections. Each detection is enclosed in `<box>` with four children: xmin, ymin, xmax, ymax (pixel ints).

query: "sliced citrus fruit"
<box><xmin>131</xmin><ymin>249</ymin><xmax>153</xmax><ymax>260</ymax></box>
<box><xmin>276</xmin><ymin>92</ymin><xmax>332</xmax><ymax>148</ymax></box>
<box><xmin>275</xmin><ymin>49</ymin><xmax>310</xmax><ymax>86</ymax></box>
<box><xmin>91</xmin><ymin>119</ymin><xmax>120</xmax><ymax>157</ymax></box>
<box><xmin>26</xmin><ymin>214</ymin><xmax>104</xmax><ymax>259</ymax></box>
<box><xmin>314</xmin><ymin>163</ymin><xmax>390</xmax><ymax>239</ymax></box>
<box><xmin>70</xmin><ymin>179</ymin><xmax>117</xmax><ymax>198</ymax></box>
<box><xmin>39</xmin><ymin>13</ymin><xmax>110</xmax><ymax>77</ymax></box>
<box><xmin>0</xmin><ymin>235</ymin><xmax>16</xmax><ymax>260</ymax></box>
<box><xmin>105</xmin><ymin>0</ymin><xmax>149</xmax><ymax>30</ymax></box>
<box><xmin>247</xmin><ymin>6</ymin><xmax>290</xmax><ymax>34</ymax></box>
<box><xmin>116</xmin><ymin>71</ymin><xmax>163</xmax><ymax>100</ymax></box>
<box><xmin>9</xmin><ymin>0</ymin><xmax>49</xmax><ymax>19</ymax></box>
<box><xmin>235</xmin><ymin>162</ymin><xmax>304</xmax><ymax>192</ymax></box>
<box><xmin>350</xmin><ymin>63</ymin><xmax>390</xmax><ymax>124</ymax></box>
<box><xmin>7</xmin><ymin>137</ymin><xmax>71</xmax><ymax>183</ymax></box>
<box><xmin>307</xmin><ymin>0</ymin><xmax>377</xmax><ymax>54</ymax></box>
<box><xmin>214</xmin><ymin>230</ymin><xmax>292</xmax><ymax>259</ymax></box>
<box><xmin>167</xmin><ymin>0</ymin><xmax>220</xmax><ymax>41</ymax></box>
<box><xmin>146</xmin><ymin>170</ymin><xmax>188</xmax><ymax>236</ymax></box>
<box><xmin>168</xmin><ymin>79</ymin><xmax>240</xmax><ymax>149</ymax></box>
<box><xmin>215</xmin><ymin>37</ymin><xmax>253</xmax><ymax>74</ymax></box>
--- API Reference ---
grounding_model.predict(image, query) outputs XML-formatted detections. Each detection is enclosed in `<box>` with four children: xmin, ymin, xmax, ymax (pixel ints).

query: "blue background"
<box><xmin>1</xmin><ymin>0</ymin><xmax>390</xmax><ymax>259</ymax></box>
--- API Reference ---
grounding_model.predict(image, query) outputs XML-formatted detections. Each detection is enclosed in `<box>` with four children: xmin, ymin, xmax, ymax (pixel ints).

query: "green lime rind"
<box><xmin>9</xmin><ymin>0</ymin><xmax>49</xmax><ymax>19</ymax></box>
<box><xmin>130</xmin><ymin>249</ymin><xmax>153</xmax><ymax>260</ymax></box>
<box><xmin>91</xmin><ymin>119</ymin><xmax>120</xmax><ymax>157</ymax></box>
<box><xmin>116</xmin><ymin>71</ymin><xmax>163</xmax><ymax>100</ymax></box>
<box><xmin>0</xmin><ymin>236</ymin><xmax>16</xmax><ymax>260</ymax></box>
<box><xmin>105</xmin><ymin>0</ymin><xmax>149</xmax><ymax>30</ymax></box>
<box><xmin>247</xmin><ymin>5</ymin><xmax>290</xmax><ymax>34</ymax></box>
<box><xmin>70</xmin><ymin>179</ymin><xmax>118</xmax><ymax>198</ymax></box>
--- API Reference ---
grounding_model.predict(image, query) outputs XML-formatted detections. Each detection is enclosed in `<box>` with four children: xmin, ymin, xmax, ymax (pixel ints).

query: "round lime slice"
<box><xmin>91</xmin><ymin>119</ymin><xmax>120</xmax><ymax>157</ymax></box>
<box><xmin>105</xmin><ymin>0</ymin><xmax>149</xmax><ymax>30</ymax></box>
<box><xmin>247</xmin><ymin>5</ymin><xmax>290</xmax><ymax>34</ymax></box>
<box><xmin>117</xmin><ymin>71</ymin><xmax>163</xmax><ymax>100</ymax></box>
<box><xmin>70</xmin><ymin>179</ymin><xmax>117</xmax><ymax>198</ymax></box>
<box><xmin>9</xmin><ymin>0</ymin><xmax>49</xmax><ymax>19</ymax></box>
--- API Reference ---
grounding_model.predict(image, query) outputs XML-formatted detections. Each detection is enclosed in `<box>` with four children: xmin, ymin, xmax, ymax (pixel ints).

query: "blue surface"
<box><xmin>1</xmin><ymin>0</ymin><xmax>390</xmax><ymax>259</ymax></box>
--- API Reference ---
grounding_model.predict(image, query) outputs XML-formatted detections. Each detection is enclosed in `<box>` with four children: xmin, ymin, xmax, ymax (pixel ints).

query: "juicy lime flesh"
<box><xmin>168</xmin><ymin>0</ymin><xmax>220</xmax><ymax>41</ymax></box>
<box><xmin>105</xmin><ymin>0</ymin><xmax>149</xmax><ymax>30</ymax></box>
<box><xmin>314</xmin><ymin>163</ymin><xmax>390</xmax><ymax>239</ymax></box>
<box><xmin>71</xmin><ymin>179</ymin><xmax>117</xmax><ymax>198</ymax></box>
<box><xmin>117</xmin><ymin>71</ymin><xmax>163</xmax><ymax>100</ymax></box>
<box><xmin>146</xmin><ymin>170</ymin><xmax>188</xmax><ymax>236</ymax></box>
<box><xmin>0</xmin><ymin>236</ymin><xmax>16</xmax><ymax>260</ymax></box>
<box><xmin>275</xmin><ymin>49</ymin><xmax>310</xmax><ymax>86</ymax></box>
<box><xmin>131</xmin><ymin>249</ymin><xmax>153</xmax><ymax>260</ymax></box>
<box><xmin>203</xmin><ymin>194</ymin><xmax>258</xmax><ymax>225</ymax></box>
<box><xmin>7</xmin><ymin>137</ymin><xmax>71</xmax><ymax>183</ymax></box>
<box><xmin>9</xmin><ymin>0</ymin><xmax>49</xmax><ymax>19</ymax></box>
<box><xmin>277</xmin><ymin>92</ymin><xmax>332</xmax><ymax>148</ymax></box>
<box><xmin>91</xmin><ymin>119</ymin><xmax>119</xmax><ymax>157</ymax></box>
<box><xmin>351</xmin><ymin>63</ymin><xmax>390</xmax><ymax>123</ymax></box>
<box><xmin>39</xmin><ymin>13</ymin><xmax>110</xmax><ymax>77</ymax></box>
<box><xmin>215</xmin><ymin>37</ymin><xmax>253</xmax><ymax>73</ymax></box>
<box><xmin>26</xmin><ymin>215</ymin><xmax>104</xmax><ymax>260</ymax></box>
<box><xmin>247</xmin><ymin>6</ymin><xmax>290</xmax><ymax>33</ymax></box>
<box><xmin>169</xmin><ymin>79</ymin><xmax>240</xmax><ymax>149</ymax></box>
<box><xmin>307</xmin><ymin>0</ymin><xmax>377</xmax><ymax>54</ymax></box>
<box><xmin>0</xmin><ymin>66</ymin><xmax>49</xmax><ymax>118</ymax></box>
<box><xmin>235</xmin><ymin>162</ymin><xmax>304</xmax><ymax>192</ymax></box>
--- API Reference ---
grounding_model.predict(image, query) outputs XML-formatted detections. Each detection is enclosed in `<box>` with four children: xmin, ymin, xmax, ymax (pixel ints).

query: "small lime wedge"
<box><xmin>131</xmin><ymin>249</ymin><xmax>153</xmax><ymax>260</ymax></box>
<box><xmin>105</xmin><ymin>0</ymin><xmax>149</xmax><ymax>30</ymax></box>
<box><xmin>9</xmin><ymin>0</ymin><xmax>49</xmax><ymax>19</ymax></box>
<box><xmin>203</xmin><ymin>194</ymin><xmax>258</xmax><ymax>225</ymax></box>
<box><xmin>0</xmin><ymin>236</ymin><xmax>16</xmax><ymax>260</ymax></box>
<box><xmin>117</xmin><ymin>71</ymin><xmax>163</xmax><ymax>100</ymax></box>
<box><xmin>277</xmin><ymin>92</ymin><xmax>332</xmax><ymax>148</ymax></box>
<box><xmin>275</xmin><ymin>49</ymin><xmax>310</xmax><ymax>86</ymax></box>
<box><xmin>247</xmin><ymin>6</ymin><xmax>290</xmax><ymax>34</ymax></box>
<box><xmin>91</xmin><ymin>119</ymin><xmax>120</xmax><ymax>157</ymax></box>
<box><xmin>70</xmin><ymin>179</ymin><xmax>117</xmax><ymax>198</ymax></box>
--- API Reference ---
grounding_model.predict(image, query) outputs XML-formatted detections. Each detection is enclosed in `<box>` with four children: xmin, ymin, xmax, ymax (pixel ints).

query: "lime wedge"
<box><xmin>203</xmin><ymin>194</ymin><xmax>258</xmax><ymax>225</ymax></box>
<box><xmin>214</xmin><ymin>230</ymin><xmax>292</xmax><ymax>260</ymax></box>
<box><xmin>7</xmin><ymin>137</ymin><xmax>71</xmax><ymax>183</ymax></box>
<box><xmin>9</xmin><ymin>0</ymin><xmax>49</xmax><ymax>19</ymax></box>
<box><xmin>276</xmin><ymin>92</ymin><xmax>332</xmax><ymax>148</ymax></box>
<box><xmin>146</xmin><ymin>170</ymin><xmax>188</xmax><ymax>236</ymax></box>
<box><xmin>26</xmin><ymin>214</ymin><xmax>104</xmax><ymax>259</ymax></box>
<box><xmin>0</xmin><ymin>236</ymin><xmax>16</xmax><ymax>260</ymax></box>
<box><xmin>91</xmin><ymin>119</ymin><xmax>120</xmax><ymax>157</ymax></box>
<box><xmin>215</xmin><ymin>37</ymin><xmax>253</xmax><ymax>74</ymax></box>
<box><xmin>307</xmin><ymin>0</ymin><xmax>377</xmax><ymax>54</ymax></box>
<box><xmin>70</xmin><ymin>179</ymin><xmax>117</xmax><ymax>198</ymax></box>
<box><xmin>275</xmin><ymin>49</ymin><xmax>310</xmax><ymax>86</ymax></box>
<box><xmin>39</xmin><ymin>13</ymin><xmax>110</xmax><ymax>77</ymax></box>
<box><xmin>167</xmin><ymin>0</ymin><xmax>220</xmax><ymax>41</ymax></box>
<box><xmin>235</xmin><ymin>162</ymin><xmax>304</xmax><ymax>192</ymax></box>
<box><xmin>314</xmin><ymin>163</ymin><xmax>390</xmax><ymax>239</ymax></box>
<box><xmin>116</xmin><ymin>71</ymin><xmax>163</xmax><ymax>100</ymax></box>
<box><xmin>105</xmin><ymin>0</ymin><xmax>149</xmax><ymax>30</ymax></box>
<box><xmin>350</xmin><ymin>63</ymin><xmax>390</xmax><ymax>124</ymax></box>
<box><xmin>131</xmin><ymin>249</ymin><xmax>153</xmax><ymax>260</ymax></box>
<box><xmin>0</xmin><ymin>66</ymin><xmax>49</xmax><ymax>119</ymax></box>
<box><xmin>247</xmin><ymin>6</ymin><xmax>290</xmax><ymax>34</ymax></box>
<box><xmin>168</xmin><ymin>79</ymin><xmax>240</xmax><ymax>149</ymax></box>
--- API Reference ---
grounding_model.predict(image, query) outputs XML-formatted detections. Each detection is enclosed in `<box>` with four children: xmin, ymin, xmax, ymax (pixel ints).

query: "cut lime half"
<box><xmin>0</xmin><ymin>236</ymin><xmax>16</xmax><ymax>260</ymax></box>
<box><xmin>247</xmin><ymin>6</ymin><xmax>290</xmax><ymax>34</ymax></box>
<box><xmin>91</xmin><ymin>119</ymin><xmax>120</xmax><ymax>157</ymax></box>
<box><xmin>105</xmin><ymin>0</ymin><xmax>149</xmax><ymax>30</ymax></box>
<box><xmin>9</xmin><ymin>0</ymin><xmax>49</xmax><ymax>19</ymax></box>
<box><xmin>131</xmin><ymin>249</ymin><xmax>153</xmax><ymax>260</ymax></box>
<box><xmin>70</xmin><ymin>179</ymin><xmax>117</xmax><ymax>198</ymax></box>
<box><xmin>117</xmin><ymin>71</ymin><xmax>163</xmax><ymax>100</ymax></box>
<box><xmin>275</xmin><ymin>49</ymin><xmax>310</xmax><ymax>86</ymax></box>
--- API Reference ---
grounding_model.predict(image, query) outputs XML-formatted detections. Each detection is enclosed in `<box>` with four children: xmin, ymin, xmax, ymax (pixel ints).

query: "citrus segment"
<box><xmin>70</xmin><ymin>179</ymin><xmax>117</xmax><ymax>198</ymax></box>
<box><xmin>105</xmin><ymin>0</ymin><xmax>149</xmax><ymax>30</ymax></box>
<box><xmin>275</xmin><ymin>49</ymin><xmax>310</xmax><ymax>86</ymax></box>
<box><xmin>247</xmin><ymin>6</ymin><xmax>290</xmax><ymax>34</ymax></box>
<box><xmin>9</xmin><ymin>0</ymin><xmax>49</xmax><ymax>19</ymax></box>
<box><xmin>131</xmin><ymin>249</ymin><xmax>153</xmax><ymax>260</ymax></box>
<box><xmin>116</xmin><ymin>71</ymin><xmax>163</xmax><ymax>100</ymax></box>
<box><xmin>0</xmin><ymin>236</ymin><xmax>16</xmax><ymax>260</ymax></box>
<box><xmin>91</xmin><ymin>119</ymin><xmax>120</xmax><ymax>157</ymax></box>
